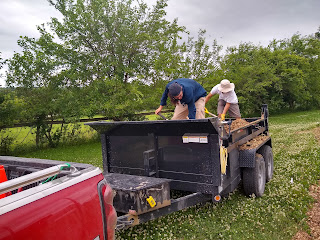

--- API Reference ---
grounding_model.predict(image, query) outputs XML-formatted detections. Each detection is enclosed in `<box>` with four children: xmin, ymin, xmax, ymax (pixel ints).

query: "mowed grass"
<box><xmin>3</xmin><ymin>123</ymin><xmax>97</xmax><ymax>154</ymax></box>
<box><xmin>13</xmin><ymin>110</ymin><xmax>320</xmax><ymax>239</ymax></box>
<box><xmin>21</xmin><ymin>141</ymin><xmax>103</xmax><ymax>169</ymax></box>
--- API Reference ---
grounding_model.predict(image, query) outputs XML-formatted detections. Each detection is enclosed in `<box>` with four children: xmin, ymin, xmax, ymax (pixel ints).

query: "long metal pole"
<box><xmin>0</xmin><ymin>164</ymin><xmax>68</xmax><ymax>195</ymax></box>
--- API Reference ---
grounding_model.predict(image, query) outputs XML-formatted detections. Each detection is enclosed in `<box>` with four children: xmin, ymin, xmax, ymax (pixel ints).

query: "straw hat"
<box><xmin>218</xmin><ymin>79</ymin><xmax>235</xmax><ymax>93</ymax></box>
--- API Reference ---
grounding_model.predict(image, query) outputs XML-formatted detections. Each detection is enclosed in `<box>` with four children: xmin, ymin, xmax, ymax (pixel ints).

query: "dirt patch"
<box><xmin>224</xmin><ymin>119</ymin><xmax>250</xmax><ymax>132</ymax></box>
<box><xmin>292</xmin><ymin>182</ymin><xmax>320</xmax><ymax>240</ymax></box>
<box><xmin>292</xmin><ymin>127</ymin><xmax>320</xmax><ymax>240</ymax></box>
<box><xmin>314</xmin><ymin>127</ymin><xmax>320</xmax><ymax>143</ymax></box>
<box><xmin>239</xmin><ymin>135</ymin><xmax>269</xmax><ymax>150</ymax></box>
<box><xmin>293</xmin><ymin>231</ymin><xmax>312</xmax><ymax>240</ymax></box>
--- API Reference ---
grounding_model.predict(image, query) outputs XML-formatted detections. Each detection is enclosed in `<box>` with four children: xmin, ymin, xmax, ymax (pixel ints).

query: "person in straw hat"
<box><xmin>155</xmin><ymin>78</ymin><xmax>207</xmax><ymax>120</ymax></box>
<box><xmin>205</xmin><ymin>79</ymin><xmax>241</xmax><ymax>120</ymax></box>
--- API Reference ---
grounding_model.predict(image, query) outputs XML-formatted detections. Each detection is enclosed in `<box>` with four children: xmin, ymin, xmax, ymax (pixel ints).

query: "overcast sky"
<box><xmin>0</xmin><ymin>0</ymin><xmax>319</xmax><ymax>86</ymax></box>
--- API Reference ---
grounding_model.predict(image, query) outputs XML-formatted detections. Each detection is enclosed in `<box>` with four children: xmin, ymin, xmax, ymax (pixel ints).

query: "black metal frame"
<box><xmin>116</xmin><ymin>192</ymin><xmax>211</xmax><ymax>230</ymax></box>
<box><xmin>87</xmin><ymin>118</ymin><xmax>223</xmax><ymax>196</ymax></box>
<box><xmin>86</xmin><ymin>105</ymin><xmax>272</xmax><ymax>229</ymax></box>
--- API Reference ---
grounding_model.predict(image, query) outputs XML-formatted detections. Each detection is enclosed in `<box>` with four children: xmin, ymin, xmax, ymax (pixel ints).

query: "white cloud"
<box><xmin>0</xmin><ymin>0</ymin><xmax>62</xmax><ymax>59</ymax></box>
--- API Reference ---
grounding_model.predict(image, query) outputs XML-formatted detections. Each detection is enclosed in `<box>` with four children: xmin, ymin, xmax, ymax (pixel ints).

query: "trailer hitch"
<box><xmin>116</xmin><ymin>216</ymin><xmax>135</xmax><ymax>230</ymax></box>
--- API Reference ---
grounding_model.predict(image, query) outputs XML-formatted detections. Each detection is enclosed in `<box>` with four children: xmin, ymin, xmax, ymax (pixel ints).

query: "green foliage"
<box><xmin>0</xmin><ymin>130</ymin><xmax>14</xmax><ymax>155</ymax></box>
<box><xmin>218</xmin><ymin>43</ymin><xmax>278</xmax><ymax>115</ymax></box>
<box><xmin>0</xmin><ymin>52</ymin><xmax>3</xmax><ymax>86</ymax></box>
<box><xmin>177</xmin><ymin>29</ymin><xmax>222</xmax><ymax>84</ymax></box>
<box><xmin>47</xmin><ymin>0</ymin><xmax>186</xmax><ymax>84</ymax></box>
<box><xmin>0</xmin><ymin>89</ymin><xmax>25</xmax><ymax>128</ymax></box>
<box><xmin>0</xmin><ymin>89</ymin><xmax>26</xmax><ymax>153</ymax></box>
<box><xmin>216</xmin><ymin>32</ymin><xmax>320</xmax><ymax>116</ymax></box>
<box><xmin>5</xmin><ymin>0</ymin><xmax>192</xmax><ymax>133</ymax></box>
<box><xmin>2</xmin><ymin>0</ymin><xmax>320</xmax><ymax>148</ymax></box>
<box><xmin>5</xmin><ymin>0</ymin><xmax>189</xmax><ymax>145</ymax></box>
<box><xmin>83</xmin><ymin>78</ymin><xmax>146</xmax><ymax>120</ymax></box>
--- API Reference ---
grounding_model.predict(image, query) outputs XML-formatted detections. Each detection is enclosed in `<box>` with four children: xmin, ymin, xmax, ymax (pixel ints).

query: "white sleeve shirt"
<box><xmin>210</xmin><ymin>84</ymin><xmax>238</xmax><ymax>104</ymax></box>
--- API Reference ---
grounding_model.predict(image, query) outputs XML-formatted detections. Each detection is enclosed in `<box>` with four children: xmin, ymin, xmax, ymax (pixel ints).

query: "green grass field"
<box><xmin>1</xmin><ymin>123</ymin><xmax>98</xmax><ymax>154</ymax></box>
<box><xmin>12</xmin><ymin>110</ymin><xmax>320</xmax><ymax>239</ymax></box>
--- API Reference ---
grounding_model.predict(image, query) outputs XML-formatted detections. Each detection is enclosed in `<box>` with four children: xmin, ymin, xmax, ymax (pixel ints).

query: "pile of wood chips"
<box><xmin>239</xmin><ymin>135</ymin><xmax>269</xmax><ymax>150</ymax></box>
<box><xmin>224</xmin><ymin>118</ymin><xmax>250</xmax><ymax>133</ymax></box>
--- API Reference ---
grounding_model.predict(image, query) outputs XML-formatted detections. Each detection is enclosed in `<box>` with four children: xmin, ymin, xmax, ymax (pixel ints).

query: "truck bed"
<box><xmin>0</xmin><ymin>156</ymin><xmax>117</xmax><ymax>240</ymax></box>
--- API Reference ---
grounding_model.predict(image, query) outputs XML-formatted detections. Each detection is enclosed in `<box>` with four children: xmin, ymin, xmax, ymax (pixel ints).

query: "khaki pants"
<box><xmin>217</xmin><ymin>99</ymin><xmax>241</xmax><ymax>118</ymax></box>
<box><xmin>172</xmin><ymin>97</ymin><xmax>206</xmax><ymax>120</ymax></box>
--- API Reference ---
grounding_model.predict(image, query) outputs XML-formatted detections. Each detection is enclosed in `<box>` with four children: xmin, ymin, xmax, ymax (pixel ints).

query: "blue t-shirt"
<box><xmin>160</xmin><ymin>78</ymin><xmax>207</xmax><ymax>119</ymax></box>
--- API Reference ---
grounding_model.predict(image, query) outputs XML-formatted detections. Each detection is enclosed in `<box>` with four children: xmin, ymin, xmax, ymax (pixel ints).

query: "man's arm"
<box><xmin>187</xmin><ymin>102</ymin><xmax>196</xmax><ymax>119</ymax></box>
<box><xmin>159</xmin><ymin>87</ymin><xmax>169</xmax><ymax>106</ymax></box>
<box><xmin>205</xmin><ymin>85</ymin><xmax>219</xmax><ymax>104</ymax></box>
<box><xmin>222</xmin><ymin>102</ymin><xmax>231</xmax><ymax>115</ymax></box>
<box><xmin>156</xmin><ymin>85</ymin><xmax>170</xmax><ymax>114</ymax></box>
<box><xmin>205</xmin><ymin>92</ymin><xmax>213</xmax><ymax>104</ymax></box>
<box><xmin>219</xmin><ymin>102</ymin><xmax>231</xmax><ymax>120</ymax></box>
<box><xmin>155</xmin><ymin>105</ymin><xmax>163</xmax><ymax>115</ymax></box>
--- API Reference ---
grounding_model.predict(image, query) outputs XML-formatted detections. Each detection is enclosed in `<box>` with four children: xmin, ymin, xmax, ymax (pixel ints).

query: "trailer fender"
<box><xmin>239</xmin><ymin>138</ymin><xmax>272</xmax><ymax>168</ymax></box>
<box><xmin>239</xmin><ymin>149</ymin><xmax>257</xmax><ymax>168</ymax></box>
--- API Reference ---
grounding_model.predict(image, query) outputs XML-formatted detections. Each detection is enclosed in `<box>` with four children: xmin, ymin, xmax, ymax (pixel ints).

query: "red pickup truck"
<box><xmin>0</xmin><ymin>156</ymin><xmax>117</xmax><ymax>240</ymax></box>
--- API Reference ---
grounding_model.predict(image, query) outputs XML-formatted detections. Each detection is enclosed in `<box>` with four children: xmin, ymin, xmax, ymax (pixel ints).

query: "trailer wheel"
<box><xmin>258</xmin><ymin>145</ymin><xmax>273</xmax><ymax>182</ymax></box>
<box><xmin>242</xmin><ymin>154</ymin><xmax>266</xmax><ymax>197</ymax></box>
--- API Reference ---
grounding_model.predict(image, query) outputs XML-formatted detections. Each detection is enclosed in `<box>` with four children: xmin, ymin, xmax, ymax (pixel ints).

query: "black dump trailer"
<box><xmin>86</xmin><ymin>105</ymin><xmax>273</xmax><ymax>229</ymax></box>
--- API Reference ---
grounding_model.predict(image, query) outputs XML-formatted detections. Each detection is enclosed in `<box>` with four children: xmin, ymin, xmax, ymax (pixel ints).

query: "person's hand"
<box><xmin>155</xmin><ymin>106</ymin><xmax>163</xmax><ymax>115</ymax></box>
<box><xmin>221</xmin><ymin>114</ymin><xmax>225</xmax><ymax>121</ymax></box>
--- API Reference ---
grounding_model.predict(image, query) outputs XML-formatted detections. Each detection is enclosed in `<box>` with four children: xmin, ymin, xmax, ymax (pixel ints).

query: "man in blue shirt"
<box><xmin>155</xmin><ymin>78</ymin><xmax>207</xmax><ymax>119</ymax></box>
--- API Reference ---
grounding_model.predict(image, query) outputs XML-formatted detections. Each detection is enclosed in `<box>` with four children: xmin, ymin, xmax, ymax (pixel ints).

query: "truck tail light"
<box><xmin>101</xmin><ymin>184</ymin><xmax>113</xmax><ymax>205</ymax></box>
<box><xmin>98</xmin><ymin>180</ymin><xmax>117</xmax><ymax>240</ymax></box>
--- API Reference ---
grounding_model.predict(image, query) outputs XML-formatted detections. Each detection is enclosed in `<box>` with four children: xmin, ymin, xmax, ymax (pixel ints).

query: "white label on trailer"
<box><xmin>188</xmin><ymin>136</ymin><xmax>199</xmax><ymax>143</ymax></box>
<box><xmin>182</xmin><ymin>134</ymin><xmax>208</xmax><ymax>144</ymax></box>
<box><xmin>199</xmin><ymin>136</ymin><xmax>208</xmax><ymax>143</ymax></box>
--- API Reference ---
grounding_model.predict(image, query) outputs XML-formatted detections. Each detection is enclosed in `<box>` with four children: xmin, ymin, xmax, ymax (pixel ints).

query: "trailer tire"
<box><xmin>258</xmin><ymin>145</ymin><xmax>273</xmax><ymax>182</ymax></box>
<box><xmin>242</xmin><ymin>154</ymin><xmax>266</xmax><ymax>197</ymax></box>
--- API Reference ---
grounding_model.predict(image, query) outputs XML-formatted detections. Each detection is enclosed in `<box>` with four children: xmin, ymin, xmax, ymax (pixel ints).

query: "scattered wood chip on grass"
<box><xmin>292</xmin><ymin>181</ymin><xmax>320</xmax><ymax>240</ymax></box>
<box><xmin>292</xmin><ymin>127</ymin><xmax>320</xmax><ymax>240</ymax></box>
<box><xmin>314</xmin><ymin>127</ymin><xmax>320</xmax><ymax>143</ymax></box>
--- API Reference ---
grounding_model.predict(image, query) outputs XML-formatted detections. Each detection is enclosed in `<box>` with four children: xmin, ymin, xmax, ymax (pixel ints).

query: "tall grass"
<box><xmin>12</xmin><ymin>110</ymin><xmax>320</xmax><ymax>239</ymax></box>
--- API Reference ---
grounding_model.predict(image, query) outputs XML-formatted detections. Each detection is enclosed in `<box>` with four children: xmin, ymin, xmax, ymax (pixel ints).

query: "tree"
<box><xmin>143</xmin><ymin>29</ymin><xmax>223</xmax><ymax>111</ymax></box>
<box><xmin>6</xmin><ymin>31</ymin><xmax>87</xmax><ymax>147</ymax></box>
<box><xmin>315</xmin><ymin>26</ymin><xmax>320</xmax><ymax>40</ymax></box>
<box><xmin>5</xmin><ymin>0</ymin><xmax>190</xmax><ymax>146</ymax></box>
<box><xmin>177</xmin><ymin>30</ymin><xmax>222</xmax><ymax>85</ymax></box>
<box><xmin>217</xmin><ymin>39</ymin><xmax>315</xmax><ymax>116</ymax></box>
<box><xmin>45</xmin><ymin>0</ymin><xmax>189</xmax><ymax>115</ymax></box>
<box><xmin>0</xmin><ymin>89</ymin><xmax>26</xmax><ymax>154</ymax></box>
<box><xmin>0</xmin><ymin>53</ymin><xmax>3</xmax><ymax>87</ymax></box>
<box><xmin>46</xmin><ymin>0</ymin><xmax>185</xmax><ymax>83</ymax></box>
<box><xmin>269</xmin><ymin>33</ymin><xmax>320</xmax><ymax>110</ymax></box>
<box><xmin>217</xmin><ymin>43</ymin><xmax>278</xmax><ymax>115</ymax></box>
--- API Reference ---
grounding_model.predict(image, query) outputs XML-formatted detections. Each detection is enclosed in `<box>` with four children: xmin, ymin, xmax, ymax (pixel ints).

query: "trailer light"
<box><xmin>214</xmin><ymin>195</ymin><xmax>221</xmax><ymax>202</ymax></box>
